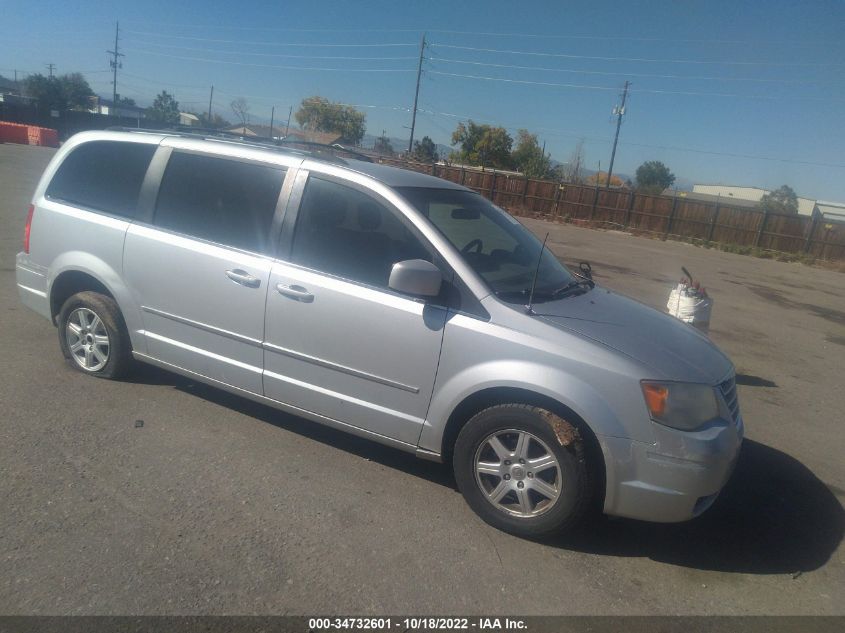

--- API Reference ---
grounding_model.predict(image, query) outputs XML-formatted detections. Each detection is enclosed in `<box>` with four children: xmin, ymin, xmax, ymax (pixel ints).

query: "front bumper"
<box><xmin>16</xmin><ymin>252</ymin><xmax>51</xmax><ymax>321</ymax></box>
<box><xmin>601</xmin><ymin>413</ymin><xmax>743</xmax><ymax>523</ymax></box>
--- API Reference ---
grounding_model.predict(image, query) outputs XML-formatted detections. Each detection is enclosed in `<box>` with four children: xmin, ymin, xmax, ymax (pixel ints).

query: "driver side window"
<box><xmin>428</xmin><ymin>202</ymin><xmax>517</xmax><ymax>256</ymax></box>
<box><xmin>290</xmin><ymin>176</ymin><xmax>432</xmax><ymax>289</ymax></box>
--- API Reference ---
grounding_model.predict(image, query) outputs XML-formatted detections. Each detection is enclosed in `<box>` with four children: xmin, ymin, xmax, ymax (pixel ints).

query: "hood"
<box><xmin>535</xmin><ymin>286</ymin><xmax>732</xmax><ymax>384</ymax></box>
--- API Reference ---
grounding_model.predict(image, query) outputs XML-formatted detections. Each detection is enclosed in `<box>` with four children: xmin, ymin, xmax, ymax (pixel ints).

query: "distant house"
<box><xmin>692</xmin><ymin>184</ymin><xmax>816</xmax><ymax>216</ymax></box>
<box><xmin>89</xmin><ymin>97</ymin><xmax>146</xmax><ymax>120</ymax></box>
<box><xmin>0</xmin><ymin>76</ymin><xmax>35</xmax><ymax>106</ymax></box>
<box><xmin>664</xmin><ymin>189</ymin><xmax>761</xmax><ymax>209</ymax></box>
<box><xmin>179</xmin><ymin>112</ymin><xmax>199</xmax><ymax>126</ymax></box>
<box><xmin>814</xmin><ymin>201</ymin><xmax>845</xmax><ymax>223</ymax></box>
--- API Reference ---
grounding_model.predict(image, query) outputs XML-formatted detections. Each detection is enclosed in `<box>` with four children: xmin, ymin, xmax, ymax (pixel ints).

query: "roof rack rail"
<box><xmin>104</xmin><ymin>126</ymin><xmax>373</xmax><ymax>163</ymax></box>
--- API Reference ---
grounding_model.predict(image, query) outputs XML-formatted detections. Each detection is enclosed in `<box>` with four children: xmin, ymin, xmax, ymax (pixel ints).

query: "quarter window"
<box><xmin>46</xmin><ymin>141</ymin><xmax>155</xmax><ymax>218</ymax></box>
<box><xmin>290</xmin><ymin>177</ymin><xmax>431</xmax><ymax>289</ymax></box>
<box><xmin>154</xmin><ymin>152</ymin><xmax>285</xmax><ymax>254</ymax></box>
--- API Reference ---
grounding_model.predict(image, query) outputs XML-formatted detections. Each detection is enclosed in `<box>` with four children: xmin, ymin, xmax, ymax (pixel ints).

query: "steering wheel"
<box><xmin>461</xmin><ymin>238</ymin><xmax>484</xmax><ymax>254</ymax></box>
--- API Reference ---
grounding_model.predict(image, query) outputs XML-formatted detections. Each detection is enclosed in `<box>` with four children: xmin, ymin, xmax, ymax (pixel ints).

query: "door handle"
<box><xmin>225</xmin><ymin>269</ymin><xmax>261</xmax><ymax>288</ymax></box>
<box><xmin>276</xmin><ymin>283</ymin><xmax>314</xmax><ymax>303</ymax></box>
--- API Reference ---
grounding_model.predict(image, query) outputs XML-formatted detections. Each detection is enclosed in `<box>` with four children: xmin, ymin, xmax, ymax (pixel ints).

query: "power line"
<box><xmin>119</xmin><ymin>20</ymin><xmax>828</xmax><ymax>46</ymax></box>
<box><xmin>428</xmin><ymin>70</ymin><xmax>845</xmax><ymax>101</ymax></box>
<box><xmin>433</xmin><ymin>43</ymin><xmax>844</xmax><ymax>67</ymax></box>
<box><xmin>122</xmin><ymin>30</ymin><xmax>417</xmax><ymax>47</ymax></box>
<box><xmin>427</xmin><ymin>56</ymin><xmax>831</xmax><ymax>85</ymax></box>
<box><xmin>124</xmin><ymin>48</ymin><xmax>416</xmax><ymax>72</ymax></box>
<box><xmin>122</xmin><ymin>38</ymin><xmax>418</xmax><ymax>60</ymax></box>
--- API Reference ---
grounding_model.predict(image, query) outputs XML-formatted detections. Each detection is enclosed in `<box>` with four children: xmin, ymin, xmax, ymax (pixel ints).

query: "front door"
<box><xmin>262</xmin><ymin>174</ymin><xmax>447</xmax><ymax>445</ymax></box>
<box><xmin>124</xmin><ymin>150</ymin><xmax>287</xmax><ymax>393</ymax></box>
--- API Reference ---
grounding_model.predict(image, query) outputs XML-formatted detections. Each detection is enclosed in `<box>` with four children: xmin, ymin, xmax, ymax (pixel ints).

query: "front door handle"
<box><xmin>225</xmin><ymin>269</ymin><xmax>261</xmax><ymax>288</ymax></box>
<box><xmin>276</xmin><ymin>283</ymin><xmax>314</xmax><ymax>303</ymax></box>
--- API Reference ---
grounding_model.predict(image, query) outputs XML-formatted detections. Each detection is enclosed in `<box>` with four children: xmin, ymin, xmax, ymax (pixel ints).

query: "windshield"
<box><xmin>398</xmin><ymin>187</ymin><xmax>575</xmax><ymax>301</ymax></box>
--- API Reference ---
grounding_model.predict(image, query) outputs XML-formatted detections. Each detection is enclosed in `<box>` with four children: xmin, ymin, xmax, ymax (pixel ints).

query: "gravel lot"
<box><xmin>0</xmin><ymin>143</ymin><xmax>842</xmax><ymax>615</ymax></box>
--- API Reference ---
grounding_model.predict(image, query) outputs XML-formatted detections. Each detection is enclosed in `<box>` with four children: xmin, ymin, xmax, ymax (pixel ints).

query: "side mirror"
<box><xmin>389</xmin><ymin>259</ymin><xmax>442</xmax><ymax>298</ymax></box>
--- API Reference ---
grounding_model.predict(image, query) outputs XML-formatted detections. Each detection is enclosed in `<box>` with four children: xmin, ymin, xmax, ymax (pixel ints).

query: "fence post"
<box><xmin>707</xmin><ymin>201</ymin><xmax>720</xmax><ymax>242</ymax></box>
<box><xmin>664</xmin><ymin>194</ymin><xmax>679</xmax><ymax>238</ymax></box>
<box><xmin>804</xmin><ymin>210</ymin><xmax>820</xmax><ymax>254</ymax></box>
<box><xmin>552</xmin><ymin>185</ymin><xmax>563</xmax><ymax>220</ymax></box>
<box><xmin>754</xmin><ymin>210</ymin><xmax>769</xmax><ymax>248</ymax></box>
<box><xmin>431</xmin><ymin>163</ymin><xmax>436</xmax><ymax>176</ymax></box>
<box><xmin>623</xmin><ymin>190</ymin><xmax>635</xmax><ymax>228</ymax></box>
<box><xmin>521</xmin><ymin>176</ymin><xmax>529</xmax><ymax>211</ymax></box>
<box><xmin>590</xmin><ymin>184</ymin><xmax>600</xmax><ymax>221</ymax></box>
<box><xmin>489</xmin><ymin>172</ymin><xmax>498</xmax><ymax>202</ymax></box>
<box><xmin>460</xmin><ymin>167</ymin><xmax>466</xmax><ymax>185</ymax></box>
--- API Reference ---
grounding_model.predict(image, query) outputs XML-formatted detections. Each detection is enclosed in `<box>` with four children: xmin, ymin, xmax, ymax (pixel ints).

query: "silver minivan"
<box><xmin>16</xmin><ymin>130</ymin><xmax>743</xmax><ymax>537</ymax></box>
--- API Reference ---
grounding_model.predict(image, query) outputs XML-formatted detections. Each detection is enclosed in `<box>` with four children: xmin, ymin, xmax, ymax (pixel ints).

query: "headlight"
<box><xmin>641</xmin><ymin>381</ymin><xmax>720</xmax><ymax>431</ymax></box>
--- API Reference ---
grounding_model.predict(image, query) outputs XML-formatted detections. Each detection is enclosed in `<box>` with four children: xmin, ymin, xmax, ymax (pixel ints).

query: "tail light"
<box><xmin>23</xmin><ymin>204</ymin><xmax>34</xmax><ymax>254</ymax></box>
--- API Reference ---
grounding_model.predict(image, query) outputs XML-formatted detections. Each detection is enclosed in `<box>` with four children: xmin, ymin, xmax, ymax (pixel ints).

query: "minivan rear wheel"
<box><xmin>58</xmin><ymin>291</ymin><xmax>133</xmax><ymax>380</ymax></box>
<box><xmin>453</xmin><ymin>404</ymin><xmax>592</xmax><ymax>538</ymax></box>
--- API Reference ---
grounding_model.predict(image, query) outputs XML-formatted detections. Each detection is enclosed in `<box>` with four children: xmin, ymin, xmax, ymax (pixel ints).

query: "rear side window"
<box><xmin>46</xmin><ymin>141</ymin><xmax>155</xmax><ymax>218</ymax></box>
<box><xmin>154</xmin><ymin>152</ymin><xmax>284</xmax><ymax>254</ymax></box>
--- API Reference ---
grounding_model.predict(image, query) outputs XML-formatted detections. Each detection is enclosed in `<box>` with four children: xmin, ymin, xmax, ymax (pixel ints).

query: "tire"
<box><xmin>453</xmin><ymin>404</ymin><xmax>592</xmax><ymax>538</ymax></box>
<box><xmin>57</xmin><ymin>291</ymin><xmax>133</xmax><ymax>380</ymax></box>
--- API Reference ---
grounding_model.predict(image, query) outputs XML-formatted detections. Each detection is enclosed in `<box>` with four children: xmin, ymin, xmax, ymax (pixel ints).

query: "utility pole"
<box><xmin>606</xmin><ymin>80</ymin><xmax>629</xmax><ymax>188</ymax></box>
<box><xmin>107</xmin><ymin>21</ymin><xmax>124</xmax><ymax>107</ymax></box>
<box><xmin>269</xmin><ymin>105</ymin><xmax>275</xmax><ymax>138</ymax></box>
<box><xmin>46</xmin><ymin>63</ymin><xmax>56</xmax><ymax>79</ymax></box>
<box><xmin>207</xmin><ymin>85</ymin><xmax>214</xmax><ymax>123</ymax></box>
<box><xmin>407</xmin><ymin>32</ymin><xmax>426</xmax><ymax>153</ymax></box>
<box><xmin>285</xmin><ymin>105</ymin><xmax>292</xmax><ymax>136</ymax></box>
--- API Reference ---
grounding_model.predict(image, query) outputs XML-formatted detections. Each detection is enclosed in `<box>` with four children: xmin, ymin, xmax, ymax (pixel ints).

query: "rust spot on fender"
<box><xmin>539</xmin><ymin>409</ymin><xmax>580</xmax><ymax>446</ymax></box>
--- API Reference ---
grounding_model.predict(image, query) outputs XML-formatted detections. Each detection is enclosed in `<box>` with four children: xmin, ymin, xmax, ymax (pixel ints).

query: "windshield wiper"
<box><xmin>551</xmin><ymin>279</ymin><xmax>593</xmax><ymax>298</ymax></box>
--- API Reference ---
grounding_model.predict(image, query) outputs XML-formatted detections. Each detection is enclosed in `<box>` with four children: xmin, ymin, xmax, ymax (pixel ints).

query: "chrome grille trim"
<box><xmin>718</xmin><ymin>375</ymin><xmax>740</xmax><ymax>421</ymax></box>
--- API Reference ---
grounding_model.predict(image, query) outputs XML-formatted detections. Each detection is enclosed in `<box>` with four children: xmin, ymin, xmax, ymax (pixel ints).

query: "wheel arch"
<box><xmin>49</xmin><ymin>269</ymin><xmax>115</xmax><ymax>324</ymax></box>
<box><xmin>439</xmin><ymin>386</ymin><xmax>607</xmax><ymax>508</ymax></box>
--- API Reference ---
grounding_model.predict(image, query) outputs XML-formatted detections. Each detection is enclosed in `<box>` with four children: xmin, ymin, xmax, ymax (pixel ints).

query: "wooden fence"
<box><xmin>376</xmin><ymin>157</ymin><xmax>845</xmax><ymax>263</ymax></box>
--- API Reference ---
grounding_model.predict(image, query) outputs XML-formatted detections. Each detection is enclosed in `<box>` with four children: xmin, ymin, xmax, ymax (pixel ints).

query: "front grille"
<box><xmin>719</xmin><ymin>375</ymin><xmax>740</xmax><ymax>422</ymax></box>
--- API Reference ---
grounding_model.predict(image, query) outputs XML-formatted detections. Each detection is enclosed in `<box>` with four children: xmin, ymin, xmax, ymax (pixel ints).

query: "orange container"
<box><xmin>0</xmin><ymin>122</ymin><xmax>30</xmax><ymax>144</ymax></box>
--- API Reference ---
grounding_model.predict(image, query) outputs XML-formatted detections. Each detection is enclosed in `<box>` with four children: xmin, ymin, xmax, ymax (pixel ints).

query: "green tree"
<box><xmin>511</xmin><ymin>129</ymin><xmax>554</xmax><ymax>179</ymax></box>
<box><xmin>23</xmin><ymin>73</ymin><xmax>93</xmax><ymax>111</ymax></box>
<box><xmin>58</xmin><ymin>73</ymin><xmax>94</xmax><ymax>110</ymax></box>
<box><xmin>760</xmin><ymin>185</ymin><xmax>799</xmax><ymax>214</ymax></box>
<box><xmin>374</xmin><ymin>134</ymin><xmax>394</xmax><ymax>156</ymax></box>
<box><xmin>117</xmin><ymin>96</ymin><xmax>136</xmax><ymax>107</ymax></box>
<box><xmin>411</xmin><ymin>136</ymin><xmax>438</xmax><ymax>163</ymax></box>
<box><xmin>294</xmin><ymin>96</ymin><xmax>366</xmax><ymax>145</ymax></box>
<box><xmin>450</xmin><ymin>120</ymin><xmax>513</xmax><ymax>170</ymax></box>
<box><xmin>146</xmin><ymin>90</ymin><xmax>180</xmax><ymax>124</ymax></box>
<box><xmin>23</xmin><ymin>74</ymin><xmax>64</xmax><ymax>110</ymax></box>
<box><xmin>635</xmin><ymin>160</ymin><xmax>675</xmax><ymax>194</ymax></box>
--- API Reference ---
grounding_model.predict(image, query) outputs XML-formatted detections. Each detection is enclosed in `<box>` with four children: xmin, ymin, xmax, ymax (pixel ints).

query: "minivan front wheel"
<box><xmin>453</xmin><ymin>404</ymin><xmax>592</xmax><ymax>537</ymax></box>
<box><xmin>58</xmin><ymin>291</ymin><xmax>132</xmax><ymax>380</ymax></box>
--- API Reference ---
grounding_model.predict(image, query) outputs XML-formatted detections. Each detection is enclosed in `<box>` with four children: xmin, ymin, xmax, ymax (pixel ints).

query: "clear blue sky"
<box><xmin>4</xmin><ymin>0</ymin><xmax>845</xmax><ymax>200</ymax></box>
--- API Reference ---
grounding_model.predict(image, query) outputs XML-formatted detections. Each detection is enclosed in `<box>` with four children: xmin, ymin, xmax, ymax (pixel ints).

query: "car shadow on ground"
<box><xmin>130</xmin><ymin>364</ymin><xmax>843</xmax><ymax>575</ymax></box>
<box><xmin>129</xmin><ymin>363</ymin><xmax>457</xmax><ymax>490</ymax></box>
<box><xmin>557</xmin><ymin>439</ymin><xmax>844</xmax><ymax>574</ymax></box>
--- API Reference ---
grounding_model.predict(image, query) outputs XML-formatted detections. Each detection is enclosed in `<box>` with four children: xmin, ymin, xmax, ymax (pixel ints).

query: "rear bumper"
<box><xmin>601</xmin><ymin>414</ymin><xmax>743</xmax><ymax>522</ymax></box>
<box><xmin>16</xmin><ymin>252</ymin><xmax>51</xmax><ymax>321</ymax></box>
